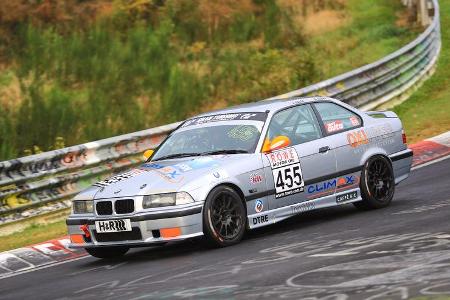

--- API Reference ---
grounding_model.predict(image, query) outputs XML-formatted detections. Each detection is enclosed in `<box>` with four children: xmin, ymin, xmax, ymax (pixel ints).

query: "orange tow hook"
<box><xmin>80</xmin><ymin>224</ymin><xmax>90</xmax><ymax>238</ymax></box>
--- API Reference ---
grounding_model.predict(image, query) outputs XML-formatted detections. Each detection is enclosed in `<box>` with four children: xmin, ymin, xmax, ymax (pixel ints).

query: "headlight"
<box><xmin>143</xmin><ymin>192</ymin><xmax>194</xmax><ymax>209</ymax></box>
<box><xmin>72</xmin><ymin>200</ymin><xmax>94</xmax><ymax>214</ymax></box>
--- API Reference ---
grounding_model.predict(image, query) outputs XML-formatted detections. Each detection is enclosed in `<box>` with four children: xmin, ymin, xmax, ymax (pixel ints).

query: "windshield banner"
<box><xmin>181</xmin><ymin>112</ymin><xmax>266</xmax><ymax>128</ymax></box>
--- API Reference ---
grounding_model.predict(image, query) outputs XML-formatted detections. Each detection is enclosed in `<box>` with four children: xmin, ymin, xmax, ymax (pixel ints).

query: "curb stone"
<box><xmin>410</xmin><ymin>131</ymin><xmax>450</xmax><ymax>166</ymax></box>
<box><xmin>0</xmin><ymin>236</ymin><xmax>86</xmax><ymax>279</ymax></box>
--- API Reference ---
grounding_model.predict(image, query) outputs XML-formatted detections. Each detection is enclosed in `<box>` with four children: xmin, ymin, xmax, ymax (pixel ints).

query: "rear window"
<box><xmin>314</xmin><ymin>102</ymin><xmax>362</xmax><ymax>134</ymax></box>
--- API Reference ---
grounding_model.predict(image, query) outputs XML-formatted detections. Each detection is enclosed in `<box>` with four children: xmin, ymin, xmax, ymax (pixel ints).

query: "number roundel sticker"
<box><xmin>266</xmin><ymin>147</ymin><xmax>304</xmax><ymax>198</ymax></box>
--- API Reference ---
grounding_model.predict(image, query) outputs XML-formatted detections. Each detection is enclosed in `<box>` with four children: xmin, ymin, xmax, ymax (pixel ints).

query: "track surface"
<box><xmin>1</xmin><ymin>158</ymin><xmax>450</xmax><ymax>300</ymax></box>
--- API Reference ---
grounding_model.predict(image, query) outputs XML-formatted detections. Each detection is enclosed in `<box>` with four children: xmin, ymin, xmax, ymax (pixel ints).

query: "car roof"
<box><xmin>192</xmin><ymin>96</ymin><xmax>336</xmax><ymax>118</ymax></box>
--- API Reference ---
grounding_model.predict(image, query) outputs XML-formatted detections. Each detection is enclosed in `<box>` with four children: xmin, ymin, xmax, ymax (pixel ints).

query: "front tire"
<box><xmin>354</xmin><ymin>155</ymin><xmax>395</xmax><ymax>210</ymax></box>
<box><xmin>85</xmin><ymin>246</ymin><xmax>129</xmax><ymax>259</ymax></box>
<box><xmin>203</xmin><ymin>186</ymin><xmax>246</xmax><ymax>247</ymax></box>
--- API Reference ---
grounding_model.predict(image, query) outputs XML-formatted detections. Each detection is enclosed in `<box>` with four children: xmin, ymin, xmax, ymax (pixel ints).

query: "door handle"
<box><xmin>319</xmin><ymin>146</ymin><xmax>330</xmax><ymax>153</ymax></box>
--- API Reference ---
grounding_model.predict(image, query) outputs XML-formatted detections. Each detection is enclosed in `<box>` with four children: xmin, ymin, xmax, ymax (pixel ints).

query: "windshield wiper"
<box><xmin>201</xmin><ymin>149</ymin><xmax>249</xmax><ymax>156</ymax></box>
<box><xmin>153</xmin><ymin>153</ymin><xmax>202</xmax><ymax>161</ymax></box>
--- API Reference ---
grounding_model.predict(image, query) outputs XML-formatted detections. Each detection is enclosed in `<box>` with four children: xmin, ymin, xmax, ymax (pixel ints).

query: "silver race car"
<box><xmin>66</xmin><ymin>97</ymin><xmax>413</xmax><ymax>258</ymax></box>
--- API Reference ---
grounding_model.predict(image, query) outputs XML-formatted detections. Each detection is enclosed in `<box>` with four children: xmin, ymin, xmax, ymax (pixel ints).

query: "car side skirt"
<box><xmin>247</xmin><ymin>187</ymin><xmax>362</xmax><ymax>229</ymax></box>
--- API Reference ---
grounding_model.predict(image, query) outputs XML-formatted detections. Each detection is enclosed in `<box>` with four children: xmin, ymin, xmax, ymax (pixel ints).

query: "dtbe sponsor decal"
<box><xmin>252</xmin><ymin>214</ymin><xmax>269</xmax><ymax>225</ymax></box>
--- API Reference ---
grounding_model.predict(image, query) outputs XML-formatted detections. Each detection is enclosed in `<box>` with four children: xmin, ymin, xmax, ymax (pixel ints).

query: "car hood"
<box><xmin>76</xmin><ymin>155</ymin><xmax>246</xmax><ymax>200</ymax></box>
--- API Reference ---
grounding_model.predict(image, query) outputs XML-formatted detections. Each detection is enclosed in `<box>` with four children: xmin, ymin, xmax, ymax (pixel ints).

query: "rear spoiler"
<box><xmin>365</xmin><ymin>111</ymin><xmax>399</xmax><ymax>118</ymax></box>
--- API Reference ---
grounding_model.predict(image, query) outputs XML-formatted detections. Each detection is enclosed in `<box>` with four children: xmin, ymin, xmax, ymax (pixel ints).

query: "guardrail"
<box><xmin>0</xmin><ymin>0</ymin><xmax>441</xmax><ymax>225</ymax></box>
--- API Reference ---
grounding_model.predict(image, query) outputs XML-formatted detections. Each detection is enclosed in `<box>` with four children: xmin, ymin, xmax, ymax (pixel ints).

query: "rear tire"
<box><xmin>202</xmin><ymin>186</ymin><xmax>246</xmax><ymax>247</ymax></box>
<box><xmin>354</xmin><ymin>155</ymin><xmax>395</xmax><ymax>210</ymax></box>
<box><xmin>85</xmin><ymin>246</ymin><xmax>129</xmax><ymax>259</ymax></box>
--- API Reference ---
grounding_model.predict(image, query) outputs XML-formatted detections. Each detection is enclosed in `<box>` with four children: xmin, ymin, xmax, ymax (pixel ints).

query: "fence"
<box><xmin>0</xmin><ymin>0</ymin><xmax>441</xmax><ymax>225</ymax></box>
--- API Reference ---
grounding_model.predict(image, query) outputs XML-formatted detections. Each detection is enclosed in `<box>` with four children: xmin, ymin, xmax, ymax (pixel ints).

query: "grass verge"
<box><xmin>393</xmin><ymin>0</ymin><xmax>450</xmax><ymax>143</ymax></box>
<box><xmin>0</xmin><ymin>220</ymin><xmax>67</xmax><ymax>253</ymax></box>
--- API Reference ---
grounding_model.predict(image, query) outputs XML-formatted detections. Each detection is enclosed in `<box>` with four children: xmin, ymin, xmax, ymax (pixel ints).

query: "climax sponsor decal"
<box><xmin>306</xmin><ymin>175</ymin><xmax>359</xmax><ymax>199</ymax></box>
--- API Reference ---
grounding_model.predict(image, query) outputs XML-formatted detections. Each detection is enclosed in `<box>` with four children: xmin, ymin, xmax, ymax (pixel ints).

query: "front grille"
<box><xmin>93</xmin><ymin>227</ymin><xmax>142</xmax><ymax>242</ymax></box>
<box><xmin>96</xmin><ymin>201</ymin><xmax>113</xmax><ymax>215</ymax></box>
<box><xmin>115</xmin><ymin>199</ymin><xmax>134</xmax><ymax>214</ymax></box>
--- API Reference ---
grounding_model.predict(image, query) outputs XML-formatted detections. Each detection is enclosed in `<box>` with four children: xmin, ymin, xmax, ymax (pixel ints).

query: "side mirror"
<box><xmin>143</xmin><ymin>149</ymin><xmax>154</xmax><ymax>160</ymax></box>
<box><xmin>262</xmin><ymin>136</ymin><xmax>291</xmax><ymax>153</ymax></box>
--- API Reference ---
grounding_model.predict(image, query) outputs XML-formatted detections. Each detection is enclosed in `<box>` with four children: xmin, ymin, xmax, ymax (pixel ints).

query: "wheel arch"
<box><xmin>360</xmin><ymin>148</ymin><xmax>393</xmax><ymax>169</ymax></box>
<box><xmin>207</xmin><ymin>182</ymin><xmax>248</xmax><ymax>215</ymax></box>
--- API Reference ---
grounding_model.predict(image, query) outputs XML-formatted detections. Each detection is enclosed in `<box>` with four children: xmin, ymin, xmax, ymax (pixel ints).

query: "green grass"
<box><xmin>0</xmin><ymin>220</ymin><xmax>67</xmax><ymax>252</ymax></box>
<box><xmin>307</xmin><ymin>0</ymin><xmax>417</xmax><ymax>78</ymax></box>
<box><xmin>393</xmin><ymin>0</ymin><xmax>450</xmax><ymax>144</ymax></box>
<box><xmin>0</xmin><ymin>0</ymin><xmax>415</xmax><ymax>161</ymax></box>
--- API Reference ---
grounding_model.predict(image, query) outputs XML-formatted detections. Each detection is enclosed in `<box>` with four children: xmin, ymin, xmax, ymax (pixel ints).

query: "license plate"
<box><xmin>95</xmin><ymin>219</ymin><xmax>132</xmax><ymax>233</ymax></box>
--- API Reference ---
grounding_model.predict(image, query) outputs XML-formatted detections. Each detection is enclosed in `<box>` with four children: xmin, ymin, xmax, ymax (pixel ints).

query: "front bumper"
<box><xmin>66</xmin><ymin>204</ymin><xmax>204</xmax><ymax>248</ymax></box>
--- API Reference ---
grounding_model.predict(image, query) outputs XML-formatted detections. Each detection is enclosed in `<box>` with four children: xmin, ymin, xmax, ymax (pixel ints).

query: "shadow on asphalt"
<box><xmin>75</xmin><ymin>193</ymin><xmax>416</xmax><ymax>269</ymax></box>
<box><xmin>76</xmin><ymin>203</ymin><xmax>366</xmax><ymax>267</ymax></box>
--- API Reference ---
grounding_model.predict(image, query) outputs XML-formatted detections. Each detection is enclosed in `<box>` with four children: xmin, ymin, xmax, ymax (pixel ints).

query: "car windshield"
<box><xmin>152</xmin><ymin>112</ymin><xmax>266</xmax><ymax>161</ymax></box>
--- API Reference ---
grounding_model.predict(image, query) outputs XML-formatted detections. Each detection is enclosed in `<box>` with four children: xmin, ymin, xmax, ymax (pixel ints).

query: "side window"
<box><xmin>267</xmin><ymin>104</ymin><xmax>322</xmax><ymax>146</ymax></box>
<box><xmin>314</xmin><ymin>102</ymin><xmax>362</xmax><ymax>134</ymax></box>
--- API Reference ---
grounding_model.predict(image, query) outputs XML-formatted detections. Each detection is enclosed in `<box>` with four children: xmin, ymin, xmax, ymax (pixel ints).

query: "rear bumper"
<box><xmin>390</xmin><ymin>148</ymin><xmax>413</xmax><ymax>185</ymax></box>
<box><xmin>66</xmin><ymin>204</ymin><xmax>204</xmax><ymax>248</ymax></box>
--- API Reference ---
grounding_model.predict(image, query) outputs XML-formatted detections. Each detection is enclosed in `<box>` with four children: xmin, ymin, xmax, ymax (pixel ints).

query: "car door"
<box><xmin>312</xmin><ymin>101</ymin><xmax>365</xmax><ymax>199</ymax></box>
<box><xmin>261</xmin><ymin>104</ymin><xmax>337</xmax><ymax>210</ymax></box>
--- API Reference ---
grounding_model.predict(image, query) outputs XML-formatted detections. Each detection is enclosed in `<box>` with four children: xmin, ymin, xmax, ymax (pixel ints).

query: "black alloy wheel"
<box><xmin>354</xmin><ymin>155</ymin><xmax>395</xmax><ymax>210</ymax></box>
<box><xmin>203</xmin><ymin>186</ymin><xmax>246</xmax><ymax>247</ymax></box>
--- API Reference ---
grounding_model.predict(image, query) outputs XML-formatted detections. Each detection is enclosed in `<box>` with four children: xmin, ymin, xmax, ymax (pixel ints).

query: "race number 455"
<box><xmin>267</xmin><ymin>147</ymin><xmax>304</xmax><ymax>198</ymax></box>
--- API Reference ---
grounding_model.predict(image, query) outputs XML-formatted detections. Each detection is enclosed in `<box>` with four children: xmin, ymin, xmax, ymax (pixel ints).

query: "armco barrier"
<box><xmin>0</xmin><ymin>0</ymin><xmax>441</xmax><ymax>224</ymax></box>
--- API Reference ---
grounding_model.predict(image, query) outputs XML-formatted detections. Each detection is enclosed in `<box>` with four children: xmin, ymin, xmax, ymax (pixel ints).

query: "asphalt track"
<box><xmin>1</xmin><ymin>158</ymin><xmax>450</xmax><ymax>300</ymax></box>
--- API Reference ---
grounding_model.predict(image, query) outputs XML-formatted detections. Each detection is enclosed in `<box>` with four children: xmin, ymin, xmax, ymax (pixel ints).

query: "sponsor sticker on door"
<box><xmin>267</xmin><ymin>147</ymin><xmax>304</xmax><ymax>199</ymax></box>
<box><xmin>325</xmin><ymin>120</ymin><xmax>344</xmax><ymax>133</ymax></box>
<box><xmin>336</xmin><ymin>191</ymin><xmax>358</xmax><ymax>203</ymax></box>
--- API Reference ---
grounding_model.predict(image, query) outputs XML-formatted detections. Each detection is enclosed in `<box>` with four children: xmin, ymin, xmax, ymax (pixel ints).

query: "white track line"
<box><xmin>0</xmin><ymin>255</ymin><xmax>89</xmax><ymax>280</ymax></box>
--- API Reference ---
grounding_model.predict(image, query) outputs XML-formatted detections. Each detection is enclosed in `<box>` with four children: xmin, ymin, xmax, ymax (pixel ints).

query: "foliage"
<box><xmin>0</xmin><ymin>0</ymin><xmax>414</xmax><ymax>160</ymax></box>
<box><xmin>393</xmin><ymin>0</ymin><xmax>450</xmax><ymax>143</ymax></box>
